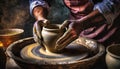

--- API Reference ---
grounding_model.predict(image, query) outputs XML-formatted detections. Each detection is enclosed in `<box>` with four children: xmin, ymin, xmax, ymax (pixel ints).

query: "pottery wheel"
<box><xmin>21</xmin><ymin>42</ymin><xmax>89</xmax><ymax>64</ymax></box>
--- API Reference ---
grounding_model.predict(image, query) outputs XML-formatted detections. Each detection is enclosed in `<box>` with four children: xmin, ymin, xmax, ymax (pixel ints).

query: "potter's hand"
<box><xmin>56</xmin><ymin>10</ymin><xmax>105</xmax><ymax>50</ymax></box>
<box><xmin>55</xmin><ymin>20</ymin><xmax>80</xmax><ymax>51</ymax></box>
<box><xmin>33</xmin><ymin>19</ymin><xmax>50</xmax><ymax>46</ymax></box>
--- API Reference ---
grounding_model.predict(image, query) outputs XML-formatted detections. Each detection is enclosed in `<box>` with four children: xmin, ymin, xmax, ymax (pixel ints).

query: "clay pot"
<box><xmin>106</xmin><ymin>44</ymin><xmax>120</xmax><ymax>69</ymax></box>
<box><xmin>0</xmin><ymin>28</ymin><xmax>24</xmax><ymax>48</ymax></box>
<box><xmin>41</xmin><ymin>24</ymin><xmax>66</xmax><ymax>53</ymax></box>
<box><xmin>6</xmin><ymin>37</ymin><xmax>105</xmax><ymax>69</ymax></box>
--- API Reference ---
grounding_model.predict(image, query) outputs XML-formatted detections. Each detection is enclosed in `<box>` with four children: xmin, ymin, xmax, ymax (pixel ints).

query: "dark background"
<box><xmin>0</xmin><ymin>0</ymin><xmax>70</xmax><ymax>37</ymax></box>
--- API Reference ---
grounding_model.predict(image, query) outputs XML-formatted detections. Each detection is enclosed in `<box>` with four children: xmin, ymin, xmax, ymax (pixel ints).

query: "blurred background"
<box><xmin>0</xmin><ymin>0</ymin><xmax>70</xmax><ymax>38</ymax></box>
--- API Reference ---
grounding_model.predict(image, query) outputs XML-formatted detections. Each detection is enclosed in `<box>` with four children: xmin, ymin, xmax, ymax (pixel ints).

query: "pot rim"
<box><xmin>0</xmin><ymin>28</ymin><xmax>24</xmax><ymax>36</ymax></box>
<box><xmin>6</xmin><ymin>37</ymin><xmax>105</xmax><ymax>65</ymax></box>
<box><xmin>106</xmin><ymin>44</ymin><xmax>120</xmax><ymax>59</ymax></box>
<box><xmin>43</xmin><ymin>24</ymin><xmax>66</xmax><ymax>31</ymax></box>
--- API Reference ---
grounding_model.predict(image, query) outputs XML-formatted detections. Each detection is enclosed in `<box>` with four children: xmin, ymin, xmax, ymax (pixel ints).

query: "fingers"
<box><xmin>33</xmin><ymin>19</ymin><xmax>49</xmax><ymax>39</ymax></box>
<box><xmin>56</xmin><ymin>35</ymin><xmax>78</xmax><ymax>51</ymax></box>
<box><xmin>40</xmin><ymin>19</ymin><xmax>50</xmax><ymax>27</ymax></box>
<box><xmin>56</xmin><ymin>28</ymin><xmax>72</xmax><ymax>45</ymax></box>
<box><xmin>56</xmin><ymin>28</ymin><xmax>78</xmax><ymax>50</ymax></box>
<box><xmin>33</xmin><ymin>23</ymin><xmax>38</xmax><ymax>42</ymax></box>
<box><xmin>36</xmin><ymin>21</ymin><xmax>42</xmax><ymax>38</ymax></box>
<box><xmin>43</xmin><ymin>19</ymin><xmax>50</xmax><ymax>24</ymax></box>
<box><xmin>33</xmin><ymin>21</ymin><xmax>42</xmax><ymax>45</ymax></box>
<box><xmin>60</xmin><ymin>20</ymin><xmax>70</xmax><ymax>29</ymax></box>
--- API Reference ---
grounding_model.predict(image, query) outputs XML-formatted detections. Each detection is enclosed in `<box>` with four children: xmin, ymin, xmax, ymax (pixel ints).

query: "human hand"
<box><xmin>55</xmin><ymin>10</ymin><xmax>106</xmax><ymax>50</ymax></box>
<box><xmin>55</xmin><ymin>20</ymin><xmax>79</xmax><ymax>51</ymax></box>
<box><xmin>33</xmin><ymin>19</ymin><xmax>50</xmax><ymax>47</ymax></box>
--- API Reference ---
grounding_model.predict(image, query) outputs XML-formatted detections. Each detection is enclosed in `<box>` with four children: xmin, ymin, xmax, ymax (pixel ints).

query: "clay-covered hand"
<box><xmin>55</xmin><ymin>20</ymin><xmax>80</xmax><ymax>51</ymax></box>
<box><xmin>33</xmin><ymin>19</ymin><xmax>50</xmax><ymax>47</ymax></box>
<box><xmin>56</xmin><ymin>10</ymin><xmax>105</xmax><ymax>50</ymax></box>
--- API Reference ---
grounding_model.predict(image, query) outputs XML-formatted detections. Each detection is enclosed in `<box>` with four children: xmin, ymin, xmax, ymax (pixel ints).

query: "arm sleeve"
<box><xmin>29</xmin><ymin>0</ymin><xmax>47</xmax><ymax>16</ymax></box>
<box><xmin>90</xmin><ymin>0</ymin><xmax>120</xmax><ymax>24</ymax></box>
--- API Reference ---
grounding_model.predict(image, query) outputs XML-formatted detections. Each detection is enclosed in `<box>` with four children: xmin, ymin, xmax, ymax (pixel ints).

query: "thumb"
<box><xmin>37</xmin><ymin>19</ymin><xmax>50</xmax><ymax>27</ymax></box>
<box><xmin>59</xmin><ymin>20</ymin><xmax>70</xmax><ymax>29</ymax></box>
<box><xmin>43</xmin><ymin>19</ymin><xmax>50</xmax><ymax>26</ymax></box>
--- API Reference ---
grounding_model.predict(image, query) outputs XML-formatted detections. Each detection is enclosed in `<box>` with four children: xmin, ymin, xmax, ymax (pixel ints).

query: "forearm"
<box><xmin>91</xmin><ymin>0</ymin><xmax>120</xmax><ymax>24</ymax></box>
<box><xmin>78</xmin><ymin>9</ymin><xmax>105</xmax><ymax>29</ymax></box>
